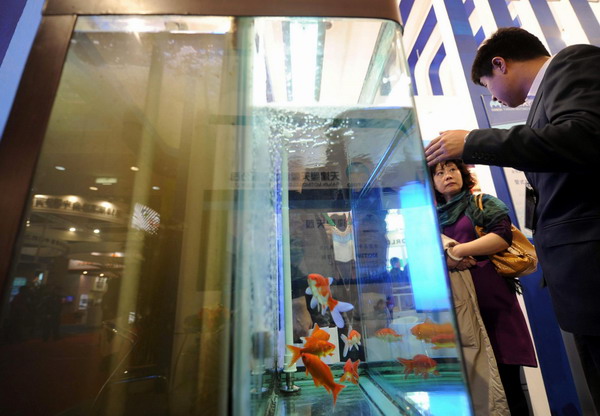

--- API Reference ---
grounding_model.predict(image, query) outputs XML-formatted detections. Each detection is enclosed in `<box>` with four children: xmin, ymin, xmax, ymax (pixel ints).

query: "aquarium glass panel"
<box><xmin>0</xmin><ymin>14</ymin><xmax>472</xmax><ymax>416</ymax></box>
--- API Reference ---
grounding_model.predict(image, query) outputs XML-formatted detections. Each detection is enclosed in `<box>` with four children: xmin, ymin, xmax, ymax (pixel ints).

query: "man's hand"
<box><xmin>425</xmin><ymin>130</ymin><xmax>470</xmax><ymax>166</ymax></box>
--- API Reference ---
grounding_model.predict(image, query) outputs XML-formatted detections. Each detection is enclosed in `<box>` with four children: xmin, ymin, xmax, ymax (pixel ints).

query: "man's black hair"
<box><xmin>471</xmin><ymin>27</ymin><xmax>550</xmax><ymax>86</ymax></box>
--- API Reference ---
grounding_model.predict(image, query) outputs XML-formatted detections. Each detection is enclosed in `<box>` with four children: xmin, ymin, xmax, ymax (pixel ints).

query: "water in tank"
<box><xmin>0</xmin><ymin>14</ymin><xmax>472</xmax><ymax>415</ymax></box>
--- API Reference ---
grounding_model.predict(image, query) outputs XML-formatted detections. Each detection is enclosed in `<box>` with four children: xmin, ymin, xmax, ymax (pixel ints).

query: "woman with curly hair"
<box><xmin>430</xmin><ymin>159</ymin><xmax>536</xmax><ymax>415</ymax></box>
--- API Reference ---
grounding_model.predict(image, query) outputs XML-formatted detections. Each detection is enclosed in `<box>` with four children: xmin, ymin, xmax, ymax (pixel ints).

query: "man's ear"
<box><xmin>491</xmin><ymin>56</ymin><xmax>507</xmax><ymax>73</ymax></box>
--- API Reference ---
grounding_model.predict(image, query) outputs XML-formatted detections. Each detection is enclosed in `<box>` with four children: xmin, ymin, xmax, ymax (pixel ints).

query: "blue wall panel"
<box><xmin>0</xmin><ymin>0</ymin><xmax>28</xmax><ymax>66</ymax></box>
<box><xmin>407</xmin><ymin>6</ymin><xmax>437</xmax><ymax>96</ymax></box>
<box><xmin>429</xmin><ymin>44</ymin><xmax>446</xmax><ymax>96</ymax></box>
<box><xmin>529</xmin><ymin>0</ymin><xmax>567</xmax><ymax>54</ymax></box>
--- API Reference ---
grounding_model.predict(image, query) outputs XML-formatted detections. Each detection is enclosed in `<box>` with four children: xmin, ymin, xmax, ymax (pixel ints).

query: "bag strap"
<box><xmin>473</xmin><ymin>194</ymin><xmax>484</xmax><ymax>238</ymax></box>
<box><xmin>475</xmin><ymin>193</ymin><xmax>484</xmax><ymax>211</ymax></box>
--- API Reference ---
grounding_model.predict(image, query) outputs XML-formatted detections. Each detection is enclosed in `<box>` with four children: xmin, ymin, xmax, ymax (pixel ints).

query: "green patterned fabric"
<box><xmin>437</xmin><ymin>191</ymin><xmax>509</xmax><ymax>230</ymax></box>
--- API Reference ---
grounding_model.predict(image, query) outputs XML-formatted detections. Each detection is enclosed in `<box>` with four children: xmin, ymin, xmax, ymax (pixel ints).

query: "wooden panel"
<box><xmin>44</xmin><ymin>0</ymin><xmax>402</xmax><ymax>25</ymax></box>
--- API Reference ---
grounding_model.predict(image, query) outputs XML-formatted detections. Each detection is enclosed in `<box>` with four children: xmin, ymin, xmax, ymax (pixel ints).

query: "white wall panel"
<box><xmin>547</xmin><ymin>0</ymin><xmax>590</xmax><ymax>45</ymax></box>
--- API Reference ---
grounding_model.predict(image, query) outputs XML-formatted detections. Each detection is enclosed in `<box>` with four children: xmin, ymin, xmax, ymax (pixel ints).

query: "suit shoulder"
<box><xmin>556</xmin><ymin>44</ymin><xmax>600</xmax><ymax>59</ymax></box>
<box><xmin>546</xmin><ymin>44</ymin><xmax>600</xmax><ymax>78</ymax></box>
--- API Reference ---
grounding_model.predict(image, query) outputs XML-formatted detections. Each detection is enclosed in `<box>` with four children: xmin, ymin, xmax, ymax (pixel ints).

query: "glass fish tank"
<box><xmin>0</xmin><ymin>3</ymin><xmax>473</xmax><ymax>415</ymax></box>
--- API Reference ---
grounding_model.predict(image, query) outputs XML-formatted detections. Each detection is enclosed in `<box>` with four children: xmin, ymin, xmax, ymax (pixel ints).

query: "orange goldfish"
<box><xmin>340</xmin><ymin>359</ymin><xmax>360</xmax><ymax>384</ymax></box>
<box><xmin>340</xmin><ymin>326</ymin><xmax>361</xmax><ymax>357</ymax></box>
<box><xmin>397</xmin><ymin>354</ymin><xmax>440</xmax><ymax>379</ymax></box>
<box><xmin>287</xmin><ymin>338</ymin><xmax>336</xmax><ymax>367</ymax></box>
<box><xmin>410</xmin><ymin>318</ymin><xmax>454</xmax><ymax>342</ymax></box>
<box><xmin>305</xmin><ymin>273</ymin><xmax>354</xmax><ymax>328</ymax></box>
<box><xmin>430</xmin><ymin>333</ymin><xmax>456</xmax><ymax>349</ymax></box>
<box><xmin>375</xmin><ymin>327</ymin><xmax>403</xmax><ymax>342</ymax></box>
<box><xmin>302</xmin><ymin>323</ymin><xmax>331</xmax><ymax>343</ymax></box>
<box><xmin>301</xmin><ymin>353</ymin><xmax>346</xmax><ymax>406</ymax></box>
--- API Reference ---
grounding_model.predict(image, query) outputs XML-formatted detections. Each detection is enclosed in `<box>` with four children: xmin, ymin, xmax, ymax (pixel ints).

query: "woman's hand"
<box><xmin>445</xmin><ymin>244</ymin><xmax>476</xmax><ymax>270</ymax></box>
<box><xmin>446</xmin><ymin>254</ymin><xmax>476</xmax><ymax>271</ymax></box>
<box><xmin>455</xmin><ymin>256</ymin><xmax>477</xmax><ymax>270</ymax></box>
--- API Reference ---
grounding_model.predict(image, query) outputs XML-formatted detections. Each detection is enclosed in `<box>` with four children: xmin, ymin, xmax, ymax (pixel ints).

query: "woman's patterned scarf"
<box><xmin>437</xmin><ymin>191</ymin><xmax>509</xmax><ymax>230</ymax></box>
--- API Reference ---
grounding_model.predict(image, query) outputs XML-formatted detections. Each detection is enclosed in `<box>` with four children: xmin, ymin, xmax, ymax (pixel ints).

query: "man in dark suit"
<box><xmin>424</xmin><ymin>27</ymin><xmax>600</xmax><ymax>411</ymax></box>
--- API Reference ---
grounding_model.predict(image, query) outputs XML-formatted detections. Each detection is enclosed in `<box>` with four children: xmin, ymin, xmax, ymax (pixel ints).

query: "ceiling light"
<box><xmin>93</xmin><ymin>229</ymin><xmax>100</xmax><ymax>234</ymax></box>
<box><xmin>55</xmin><ymin>166</ymin><xmax>66</xmax><ymax>171</ymax></box>
<box><xmin>89</xmin><ymin>186</ymin><xmax>98</xmax><ymax>191</ymax></box>
<box><xmin>83</xmin><ymin>271</ymin><xmax>88</xmax><ymax>275</ymax></box>
<box><xmin>95</xmin><ymin>177</ymin><xmax>117</xmax><ymax>185</ymax></box>
<box><xmin>69</xmin><ymin>227</ymin><xmax>76</xmax><ymax>232</ymax></box>
<box><xmin>130</xmin><ymin>166</ymin><xmax>139</xmax><ymax>171</ymax></box>
<box><xmin>152</xmin><ymin>186</ymin><xmax>160</xmax><ymax>190</ymax></box>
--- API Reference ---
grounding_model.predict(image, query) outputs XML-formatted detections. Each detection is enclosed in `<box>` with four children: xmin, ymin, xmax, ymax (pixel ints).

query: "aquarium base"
<box><xmin>280</xmin><ymin>372</ymin><xmax>301</xmax><ymax>394</ymax></box>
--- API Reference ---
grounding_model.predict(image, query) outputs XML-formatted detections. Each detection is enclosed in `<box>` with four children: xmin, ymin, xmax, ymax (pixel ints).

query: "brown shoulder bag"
<box><xmin>474</xmin><ymin>194</ymin><xmax>538</xmax><ymax>278</ymax></box>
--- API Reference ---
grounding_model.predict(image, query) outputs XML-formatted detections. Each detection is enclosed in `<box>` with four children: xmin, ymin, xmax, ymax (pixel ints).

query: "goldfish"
<box><xmin>301</xmin><ymin>353</ymin><xmax>346</xmax><ymax>406</ymax></box>
<box><xmin>305</xmin><ymin>273</ymin><xmax>354</xmax><ymax>328</ymax></box>
<box><xmin>340</xmin><ymin>359</ymin><xmax>360</xmax><ymax>384</ymax></box>
<box><xmin>375</xmin><ymin>327</ymin><xmax>403</xmax><ymax>342</ymax></box>
<box><xmin>397</xmin><ymin>354</ymin><xmax>440</xmax><ymax>379</ymax></box>
<box><xmin>430</xmin><ymin>333</ymin><xmax>456</xmax><ymax>349</ymax></box>
<box><xmin>410</xmin><ymin>318</ymin><xmax>454</xmax><ymax>342</ymax></box>
<box><xmin>287</xmin><ymin>338</ymin><xmax>336</xmax><ymax>367</ymax></box>
<box><xmin>340</xmin><ymin>326</ymin><xmax>361</xmax><ymax>357</ymax></box>
<box><xmin>302</xmin><ymin>323</ymin><xmax>330</xmax><ymax>343</ymax></box>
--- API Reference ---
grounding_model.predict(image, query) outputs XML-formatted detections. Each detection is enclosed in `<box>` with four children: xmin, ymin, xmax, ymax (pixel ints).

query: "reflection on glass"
<box><xmin>0</xmin><ymin>15</ymin><xmax>472</xmax><ymax>416</ymax></box>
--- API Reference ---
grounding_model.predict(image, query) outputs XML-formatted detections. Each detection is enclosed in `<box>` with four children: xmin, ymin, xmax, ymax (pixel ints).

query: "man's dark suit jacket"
<box><xmin>463</xmin><ymin>44</ymin><xmax>600</xmax><ymax>335</ymax></box>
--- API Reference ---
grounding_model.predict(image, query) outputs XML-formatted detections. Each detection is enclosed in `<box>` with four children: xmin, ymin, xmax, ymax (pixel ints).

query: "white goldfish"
<box><xmin>340</xmin><ymin>326</ymin><xmax>361</xmax><ymax>357</ymax></box>
<box><xmin>305</xmin><ymin>273</ymin><xmax>354</xmax><ymax>328</ymax></box>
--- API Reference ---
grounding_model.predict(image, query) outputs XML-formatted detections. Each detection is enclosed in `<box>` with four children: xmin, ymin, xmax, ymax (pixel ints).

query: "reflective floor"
<box><xmin>276</xmin><ymin>377</ymin><xmax>385</xmax><ymax>416</ymax></box>
<box><xmin>273</xmin><ymin>362</ymin><xmax>470</xmax><ymax>416</ymax></box>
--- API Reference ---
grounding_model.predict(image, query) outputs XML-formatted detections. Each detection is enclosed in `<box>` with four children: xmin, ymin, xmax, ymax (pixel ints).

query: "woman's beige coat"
<box><xmin>442</xmin><ymin>234</ymin><xmax>509</xmax><ymax>416</ymax></box>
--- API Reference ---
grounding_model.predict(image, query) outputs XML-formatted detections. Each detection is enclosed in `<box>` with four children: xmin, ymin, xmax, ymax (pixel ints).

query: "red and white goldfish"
<box><xmin>340</xmin><ymin>326</ymin><xmax>361</xmax><ymax>357</ymax></box>
<box><xmin>287</xmin><ymin>339</ymin><xmax>336</xmax><ymax>367</ymax></box>
<box><xmin>375</xmin><ymin>327</ymin><xmax>403</xmax><ymax>342</ymax></box>
<box><xmin>302</xmin><ymin>323</ymin><xmax>330</xmax><ymax>343</ymax></box>
<box><xmin>397</xmin><ymin>354</ymin><xmax>440</xmax><ymax>379</ymax></box>
<box><xmin>410</xmin><ymin>318</ymin><xmax>454</xmax><ymax>342</ymax></box>
<box><xmin>430</xmin><ymin>333</ymin><xmax>456</xmax><ymax>349</ymax></box>
<box><xmin>305</xmin><ymin>273</ymin><xmax>354</xmax><ymax>328</ymax></box>
<box><xmin>340</xmin><ymin>359</ymin><xmax>360</xmax><ymax>384</ymax></box>
<box><xmin>301</xmin><ymin>353</ymin><xmax>346</xmax><ymax>406</ymax></box>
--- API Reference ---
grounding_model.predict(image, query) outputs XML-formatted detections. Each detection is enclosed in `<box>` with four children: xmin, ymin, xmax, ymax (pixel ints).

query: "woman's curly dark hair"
<box><xmin>429</xmin><ymin>159</ymin><xmax>476</xmax><ymax>205</ymax></box>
